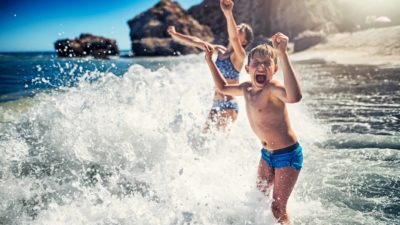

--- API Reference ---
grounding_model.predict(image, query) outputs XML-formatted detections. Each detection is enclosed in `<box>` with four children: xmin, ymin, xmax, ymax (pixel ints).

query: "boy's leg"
<box><xmin>257</xmin><ymin>157</ymin><xmax>274</xmax><ymax>197</ymax></box>
<box><xmin>271</xmin><ymin>167</ymin><xmax>300</xmax><ymax>225</ymax></box>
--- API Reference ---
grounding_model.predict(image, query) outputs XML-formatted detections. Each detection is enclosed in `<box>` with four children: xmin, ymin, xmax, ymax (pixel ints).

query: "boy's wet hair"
<box><xmin>247</xmin><ymin>42</ymin><xmax>278</xmax><ymax>65</ymax></box>
<box><xmin>238</xmin><ymin>23</ymin><xmax>254</xmax><ymax>49</ymax></box>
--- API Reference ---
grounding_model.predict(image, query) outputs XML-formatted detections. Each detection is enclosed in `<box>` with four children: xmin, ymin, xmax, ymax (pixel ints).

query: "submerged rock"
<box><xmin>127</xmin><ymin>0</ymin><xmax>213</xmax><ymax>56</ymax></box>
<box><xmin>54</xmin><ymin>34</ymin><xmax>119</xmax><ymax>58</ymax></box>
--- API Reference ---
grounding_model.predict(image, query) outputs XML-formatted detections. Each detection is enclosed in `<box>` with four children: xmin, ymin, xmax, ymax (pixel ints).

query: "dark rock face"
<box><xmin>127</xmin><ymin>0</ymin><xmax>213</xmax><ymax>56</ymax></box>
<box><xmin>131</xmin><ymin>38</ymin><xmax>201</xmax><ymax>56</ymax></box>
<box><xmin>188</xmin><ymin>0</ymin><xmax>226</xmax><ymax>45</ymax></box>
<box><xmin>293</xmin><ymin>31</ymin><xmax>327</xmax><ymax>52</ymax></box>
<box><xmin>189</xmin><ymin>0</ymin><xmax>339</xmax><ymax>47</ymax></box>
<box><xmin>54</xmin><ymin>34</ymin><xmax>119</xmax><ymax>58</ymax></box>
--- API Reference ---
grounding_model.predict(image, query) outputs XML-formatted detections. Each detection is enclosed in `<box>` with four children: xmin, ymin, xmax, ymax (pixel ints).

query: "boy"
<box><xmin>203</xmin><ymin>33</ymin><xmax>303</xmax><ymax>225</ymax></box>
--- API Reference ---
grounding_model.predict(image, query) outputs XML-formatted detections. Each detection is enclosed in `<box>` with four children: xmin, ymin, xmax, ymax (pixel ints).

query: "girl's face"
<box><xmin>237</xmin><ymin>26</ymin><xmax>248</xmax><ymax>47</ymax></box>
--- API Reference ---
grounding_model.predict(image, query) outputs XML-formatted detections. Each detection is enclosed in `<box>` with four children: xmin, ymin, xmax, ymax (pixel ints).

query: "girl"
<box><xmin>167</xmin><ymin>0</ymin><xmax>253</xmax><ymax>131</ymax></box>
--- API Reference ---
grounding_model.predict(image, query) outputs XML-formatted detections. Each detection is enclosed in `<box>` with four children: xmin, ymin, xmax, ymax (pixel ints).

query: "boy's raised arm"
<box><xmin>220</xmin><ymin>0</ymin><xmax>245</xmax><ymax>59</ymax></box>
<box><xmin>204</xmin><ymin>44</ymin><xmax>244</xmax><ymax>96</ymax></box>
<box><xmin>272</xmin><ymin>33</ymin><xmax>302</xmax><ymax>103</ymax></box>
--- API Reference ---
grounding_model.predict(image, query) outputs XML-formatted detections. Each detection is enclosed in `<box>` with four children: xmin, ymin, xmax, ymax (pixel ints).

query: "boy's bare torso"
<box><xmin>243</xmin><ymin>81</ymin><xmax>298</xmax><ymax>150</ymax></box>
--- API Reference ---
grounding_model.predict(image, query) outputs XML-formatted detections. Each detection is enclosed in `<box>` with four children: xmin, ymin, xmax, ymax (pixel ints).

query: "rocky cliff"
<box><xmin>54</xmin><ymin>34</ymin><xmax>119</xmax><ymax>58</ymax></box>
<box><xmin>188</xmin><ymin>0</ymin><xmax>340</xmax><ymax>47</ymax></box>
<box><xmin>127</xmin><ymin>0</ymin><xmax>213</xmax><ymax>56</ymax></box>
<box><xmin>128</xmin><ymin>0</ymin><xmax>400</xmax><ymax>56</ymax></box>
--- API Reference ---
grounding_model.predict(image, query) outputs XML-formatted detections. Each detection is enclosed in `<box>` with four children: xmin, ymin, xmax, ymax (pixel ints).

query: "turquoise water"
<box><xmin>0</xmin><ymin>52</ymin><xmax>399</xmax><ymax>225</ymax></box>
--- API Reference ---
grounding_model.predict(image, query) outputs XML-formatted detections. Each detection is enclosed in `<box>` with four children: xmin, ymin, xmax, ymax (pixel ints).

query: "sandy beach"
<box><xmin>292</xmin><ymin>26</ymin><xmax>400</xmax><ymax>66</ymax></box>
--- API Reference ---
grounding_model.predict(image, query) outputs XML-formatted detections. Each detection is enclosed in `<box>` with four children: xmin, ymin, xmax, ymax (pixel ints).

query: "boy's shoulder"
<box><xmin>269</xmin><ymin>79</ymin><xmax>282</xmax><ymax>87</ymax></box>
<box><xmin>240</xmin><ymin>81</ymin><xmax>252</xmax><ymax>90</ymax></box>
<box><xmin>268</xmin><ymin>80</ymin><xmax>285</xmax><ymax>91</ymax></box>
<box><xmin>264</xmin><ymin>80</ymin><xmax>286</xmax><ymax>101</ymax></box>
<box><xmin>264</xmin><ymin>80</ymin><xmax>283</xmax><ymax>92</ymax></box>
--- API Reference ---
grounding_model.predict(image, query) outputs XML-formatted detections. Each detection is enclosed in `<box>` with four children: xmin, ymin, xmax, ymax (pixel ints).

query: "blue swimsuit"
<box><xmin>212</xmin><ymin>56</ymin><xmax>240</xmax><ymax>113</ymax></box>
<box><xmin>261</xmin><ymin>142</ymin><xmax>303</xmax><ymax>170</ymax></box>
<box><xmin>215</xmin><ymin>56</ymin><xmax>240</xmax><ymax>80</ymax></box>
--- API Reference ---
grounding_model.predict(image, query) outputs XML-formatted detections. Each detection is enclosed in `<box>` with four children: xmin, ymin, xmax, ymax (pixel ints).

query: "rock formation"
<box><xmin>293</xmin><ymin>30</ymin><xmax>327</xmax><ymax>52</ymax></box>
<box><xmin>127</xmin><ymin>0</ymin><xmax>400</xmax><ymax>56</ymax></box>
<box><xmin>54</xmin><ymin>34</ymin><xmax>119</xmax><ymax>58</ymax></box>
<box><xmin>127</xmin><ymin>0</ymin><xmax>213</xmax><ymax>56</ymax></box>
<box><xmin>188</xmin><ymin>0</ymin><xmax>340</xmax><ymax>48</ymax></box>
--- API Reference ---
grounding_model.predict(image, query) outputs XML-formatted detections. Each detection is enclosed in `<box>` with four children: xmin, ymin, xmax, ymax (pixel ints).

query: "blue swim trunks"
<box><xmin>261</xmin><ymin>142</ymin><xmax>303</xmax><ymax>170</ymax></box>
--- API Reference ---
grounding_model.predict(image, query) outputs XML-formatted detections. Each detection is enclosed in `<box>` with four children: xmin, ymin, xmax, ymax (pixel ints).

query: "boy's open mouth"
<box><xmin>255</xmin><ymin>74</ymin><xmax>266</xmax><ymax>84</ymax></box>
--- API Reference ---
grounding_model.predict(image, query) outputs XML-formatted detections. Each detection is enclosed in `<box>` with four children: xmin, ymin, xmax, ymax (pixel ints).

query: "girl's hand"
<box><xmin>272</xmin><ymin>32</ymin><xmax>289</xmax><ymax>55</ymax></box>
<box><xmin>220</xmin><ymin>0</ymin><xmax>234</xmax><ymax>14</ymax></box>
<box><xmin>167</xmin><ymin>26</ymin><xmax>177</xmax><ymax>36</ymax></box>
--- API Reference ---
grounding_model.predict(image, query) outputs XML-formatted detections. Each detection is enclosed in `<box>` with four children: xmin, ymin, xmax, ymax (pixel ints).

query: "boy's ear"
<box><xmin>274</xmin><ymin>64</ymin><xmax>278</xmax><ymax>73</ymax></box>
<box><xmin>245</xmin><ymin>65</ymin><xmax>249</xmax><ymax>73</ymax></box>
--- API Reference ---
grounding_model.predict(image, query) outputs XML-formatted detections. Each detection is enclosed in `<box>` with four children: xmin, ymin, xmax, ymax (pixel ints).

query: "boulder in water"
<box><xmin>54</xmin><ymin>33</ymin><xmax>119</xmax><ymax>59</ymax></box>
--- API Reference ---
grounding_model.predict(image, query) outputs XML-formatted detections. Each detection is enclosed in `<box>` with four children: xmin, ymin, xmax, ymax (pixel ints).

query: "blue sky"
<box><xmin>0</xmin><ymin>0</ymin><xmax>202</xmax><ymax>52</ymax></box>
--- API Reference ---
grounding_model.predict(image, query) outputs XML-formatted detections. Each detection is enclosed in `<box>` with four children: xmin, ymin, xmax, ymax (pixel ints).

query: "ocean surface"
<box><xmin>0</xmin><ymin>52</ymin><xmax>399</xmax><ymax>225</ymax></box>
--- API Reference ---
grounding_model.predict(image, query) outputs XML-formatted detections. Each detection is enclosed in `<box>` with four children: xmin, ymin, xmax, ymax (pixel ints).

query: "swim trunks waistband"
<box><xmin>264</xmin><ymin>142</ymin><xmax>300</xmax><ymax>155</ymax></box>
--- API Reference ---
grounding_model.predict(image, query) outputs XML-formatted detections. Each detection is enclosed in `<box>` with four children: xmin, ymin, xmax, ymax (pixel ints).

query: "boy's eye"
<box><xmin>251</xmin><ymin>61</ymin><xmax>270</xmax><ymax>67</ymax></box>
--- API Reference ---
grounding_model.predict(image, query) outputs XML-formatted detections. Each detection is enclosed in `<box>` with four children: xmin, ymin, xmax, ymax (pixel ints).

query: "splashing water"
<box><xmin>0</xmin><ymin>55</ymin><xmax>399</xmax><ymax>225</ymax></box>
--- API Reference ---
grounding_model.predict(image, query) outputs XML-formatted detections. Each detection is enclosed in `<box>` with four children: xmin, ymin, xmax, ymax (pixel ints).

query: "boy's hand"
<box><xmin>167</xmin><ymin>26</ymin><xmax>177</xmax><ymax>36</ymax></box>
<box><xmin>204</xmin><ymin>43</ymin><xmax>214</xmax><ymax>62</ymax></box>
<box><xmin>220</xmin><ymin>0</ymin><xmax>234</xmax><ymax>14</ymax></box>
<box><xmin>272</xmin><ymin>32</ymin><xmax>289</xmax><ymax>55</ymax></box>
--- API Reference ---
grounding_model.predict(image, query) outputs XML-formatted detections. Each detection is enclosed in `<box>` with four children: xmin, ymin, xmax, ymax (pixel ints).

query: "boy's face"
<box><xmin>245</xmin><ymin>52</ymin><xmax>278</xmax><ymax>88</ymax></box>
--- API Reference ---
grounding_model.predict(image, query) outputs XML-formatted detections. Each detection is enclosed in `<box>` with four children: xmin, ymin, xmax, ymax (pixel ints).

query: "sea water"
<box><xmin>0</xmin><ymin>52</ymin><xmax>399</xmax><ymax>225</ymax></box>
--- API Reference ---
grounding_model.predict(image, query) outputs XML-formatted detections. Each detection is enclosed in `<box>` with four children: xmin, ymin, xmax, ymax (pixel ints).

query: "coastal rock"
<box><xmin>54</xmin><ymin>34</ymin><xmax>119</xmax><ymax>58</ymax></box>
<box><xmin>188</xmin><ymin>0</ymin><xmax>340</xmax><ymax>47</ymax></box>
<box><xmin>293</xmin><ymin>31</ymin><xmax>327</xmax><ymax>52</ymax></box>
<box><xmin>188</xmin><ymin>0</ymin><xmax>226</xmax><ymax>45</ymax></box>
<box><xmin>127</xmin><ymin>0</ymin><xmax>213</xmax><ymax>56</ymax></box>
<box><xmin>131</xmin><ymin>38</ymin><xmax>198</xmax><ymax>56</ymax></box>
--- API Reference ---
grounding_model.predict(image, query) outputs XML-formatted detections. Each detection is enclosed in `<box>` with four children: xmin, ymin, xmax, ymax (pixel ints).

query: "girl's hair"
<box><xmin>238</xmin><ymin>23</ymin><xmax>254</xmax><ymax>49</ymax></box>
